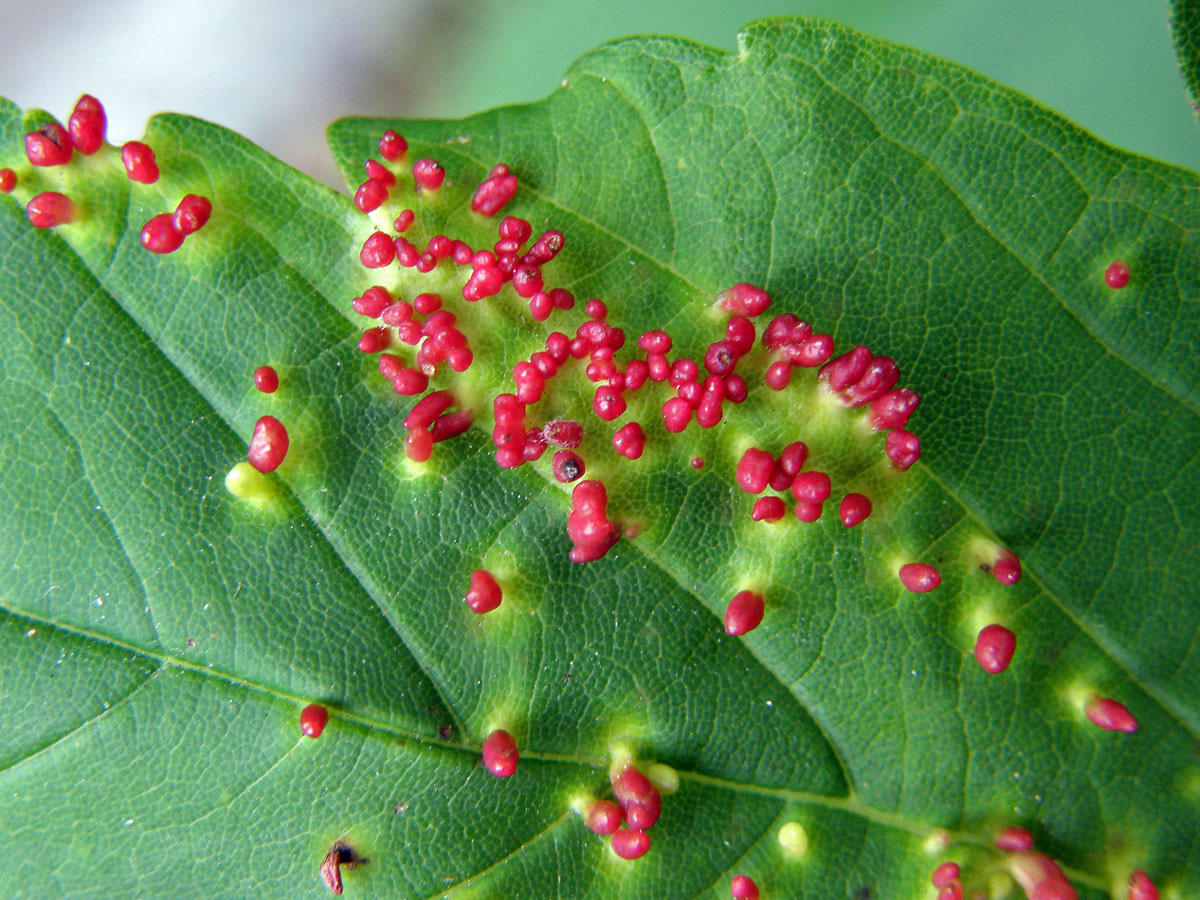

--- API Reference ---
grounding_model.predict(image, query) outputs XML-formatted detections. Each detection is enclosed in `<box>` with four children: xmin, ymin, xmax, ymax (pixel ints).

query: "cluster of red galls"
<box><xmin>6</xmin><ymin>95</ymin><xmax>213</xmax><ymax>252</ymax></box>
<box><xmin>578</xmin><ymin>762</ymin><xmax>666</xmax><ymax>860</ymax></box>
<box><xmin>340</xmin><ymin>129</ymin><xmax>1144</xmax><ymax>737</ymax></box>
<box><xmin>480</xmin><ymin>731</ymin><xmax>669</xmax><ymax>863</ymax></box>
<box><xmin>736</xmin><ymin>441</ymin><xmax>870</xmax><ymax>527</ymax></box>
<box><xmin>244</xmin><ymin>366</ymin><xmax>290</xmax><ymax>474</ymax></box>
<box><xmin>929</xmin><ymin>826</ymin><xmax>1159</xmax><ymax>900</ymax></box>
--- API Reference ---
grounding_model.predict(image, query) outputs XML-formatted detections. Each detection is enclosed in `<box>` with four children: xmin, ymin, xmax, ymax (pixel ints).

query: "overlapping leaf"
<box><xmin>1173</xmin><ymin>0</ymin><xmax>1200</xmax><ymax>117</ymax></box>
<box><xmin>1</xmin><ymin>18</ymin><xmax>1197</xmax><ymax>900</ymax></box>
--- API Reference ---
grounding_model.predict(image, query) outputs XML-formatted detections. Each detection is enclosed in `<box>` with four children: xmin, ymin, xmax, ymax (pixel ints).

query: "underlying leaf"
<box><xmin>1172</xmin><ymin>0</ymin><xmax>1200</xmax><ymax>116</ymax></box>
<box><xmin>2</xmin><ymin>16</ymin><xmax>1198</xmax><ymax>900</ymax></box>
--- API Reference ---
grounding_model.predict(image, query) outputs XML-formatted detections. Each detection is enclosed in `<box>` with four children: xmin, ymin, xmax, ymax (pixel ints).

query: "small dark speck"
<box><xmin>979</xmin><ymin>563</ymin><xmax>991</xmax><ymax>573</ymax></box>
<box><xmin>437</xmin><ymin>723</ymin><xmax>454</xmax><ymax>741</ymax></box>
<box><xmin>393</xmin><ymin>801</ymin><xmax>409</xmax><ymax>815</ymax></box>
<box><xmin>852</xmin><ymin>887</ymin><xmax>872</xmax><ymax>900</ymax></box>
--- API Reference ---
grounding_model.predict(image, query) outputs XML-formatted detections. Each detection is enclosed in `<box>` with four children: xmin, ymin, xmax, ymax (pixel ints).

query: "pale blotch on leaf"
<box><xmin>777</xmin><ymin>821</ymin><xmax>809</xmax><ymax>859</ymax></box>
<box><xmin>643</xmin><ymin>762</ymin><xmax>679</xmax><ymax>795</ymax></box>
<box><xmin>923</xmin><ymin>828</ymin><xmax>952</xmax><ymax>855</ymax></box>
<box><xmin>223</xmin><ymin>460</ymin><xmax>279</xmax><ymax>505</ymax></box>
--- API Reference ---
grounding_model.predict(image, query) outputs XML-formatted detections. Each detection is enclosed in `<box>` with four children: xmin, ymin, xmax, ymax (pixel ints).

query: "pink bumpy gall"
<box><xmin>68</xmin><ymin>94</ymin><xmax>106</xmax><ymax>154</ymax></box>
<box><xmin>931</xmin><ymin>862</ymin><xmax>960</xmax><ymax>889</ymax></box>
<box><xmin>975</xmin><ymin>624</ymin><xmax>1017</xmax><ymax>674</ymax></box>
<box><xmin>839</xmin><ymin>493</ymin><xmax>872</xmax><ymax>528</ymax></box>
<box><xmin>300</xmin><ymin>703</ymin><xmax>329</xmax><ymax>738</ymax></box>
<box><xmin>1127</xmin><ymin>871</ymin><xmax>1159</xmax><ymax>900</ymax></box>
<box><xmin>898</xmin><ymin>563</ymin><xmax>941</xmax><ymax>593</ymax></box>
<box><xmin>724</xmin><ymin>590</ymin><xmax>765</xmax><ymax>636</ymax></box>
<box><xmin>173</xmin><ymin>194</ymin><xmax>212</xmax><ymax>235</ymax></box>
<box><xmin>1105</xmin><ymin>261</ymin><xmax>1130</xmax><ymax>289</ymax></box>
<box><xmin>995</xmin><ymin>826</ymin><xmax>1034</xmax><ymax>852</ymax></box>
<box><xmin>25</xmin><ymin>123</ymin><xmax>73</xmax><ymax>166</ymax></box>
<box><xmin>730</xmin><ymin>874</ymin><xmax>760</xmax><ymax>900</ymax></box>
<box><xmin>1085</xmin><ymin>696</ymin><xmax>1138</xmax><ymax>733</ymax></box>
<box><xmin>465</xmin><ymin>569</ymin><xmax>503</xmax><ymax>614</ymax></box>
<box><xmin>584</xmin><ymin>801</ymin><xmax>622</xmax><ymax>835</ymax></box>
<box><xmin>140</xmin><ymin>214</ymin><xmax>183</xmax><ymax>254</ymax></box>
<box><xmin>247</xmin><ymin>415</ymin><xmax>289</xmax><ymax>472</ymax></box>
<box><xmin>253</xmin><ymin>366</ymin><xmax>279</xmax><ymax>393</ymax></box>
<box><xmin>612</xmin><ymin>765</ymin><xmax>661</xmax><ymax>830</ymax></box>
<box><xmin>26</xmin><ymin>192</ymin><xmax>76</xmax><ymax>228</ymax></box>
<box><xmin>610</xmin><ymin>828</ymin><xmax>650</xmax><ymax>860</ymax></box>
<box><xmin>481</xmin><ymin>728</ymin><xmax>519</xmax><ymax>777</ymax></box>
<box><xmin>993</xmin><ymin>552</ymin><xmax>1022</xmax><ymax>585</ymax></box>
<box><xmin>121</xmin><ymin>141</ymin><xmax>159</xmax><ymax>183</ymax></box>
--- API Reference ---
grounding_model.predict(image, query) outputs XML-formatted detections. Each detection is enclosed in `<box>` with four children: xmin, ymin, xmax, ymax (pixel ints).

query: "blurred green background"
<box><xmin>1</xmin><ymin>0</ymin><xmax>1194</xmax><ymax>184</ymax></box>
<box><xmin>431</xmin><ymin>0</ymin><xmax>1198</xmax><ymax>169</ymax></box>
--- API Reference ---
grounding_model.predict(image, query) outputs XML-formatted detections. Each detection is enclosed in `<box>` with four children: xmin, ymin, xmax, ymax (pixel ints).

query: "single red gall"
<box><xmin>725</xmin><ymin>590</ymin><xmax>765</xmax><ymax>636</ymax></box>
<box><xmin>68</xmin><ymin>94</ymin><xmax>106</xmax><ymax>154</ymax></box>
<box><xmin>253</xmin><ymin>366</ymin><xmax>279</xmax><ymax>393</ymax></box>
<box><xmin>839</xmin><ymin>493</ymin><xmax>872</xmax><ymax>528</ymax></box>
<box><xmin>931</xmin><ymin>862</ymin><xmax>960</xmax><ymax>888</ymax></box>
<box><xmin>355</xmin><ymin>178</ymin><xmax>388</xmax><ymax>213</ymax></box>
<box><xmin>869</xmin><ymin>388</ymin><xmax>921</xmax><ymax>431</ymax></box>
<box><xmin>140</xmin><ymin>213</ymin><xmax>183</xmax><ymax>254</ymax></box>
<box><xmin>584</xmin><ymin>800</ymin><xmax>622</xmax><ymax>835</ymax></box>
<box><xmin>26</xmin><ymin>192</ymin><xmax>76</xmax><ymax>228</ymax></box>
<box><xmin>379</xmin><ymin>129</ymin><xmax>407</xmax><ymax>161</ymax></box>
<box><xmin>974</xmin><ymin>624</ymin><xmax>1017</xmax><ymax>674</ymax></box>
<box><xmin>300</xmin><ymin>703</ymin><xmax>329</xmax><ymax>738</ymax></box>
<box><xmin>1085</xmin><ymin>695</ymin><xmax>1138</xmax><ymax>733</ymax></box>
<box><xmin>120</xmin><ymin>141</ymin><xmax>159</xmax><ymax>183</ymax></box>
<box><xmin>885</xmin><ymin>429</ymin><xmax>921</xmax><ymax>470</ymax></box>
<box><xmin>1128</xmin><ymin>871</ymin><xmax>1159</xmax><ymax>900</ymax></box>
<box><xmin>994</xmin><ymin>826</ymin><xmax>1034</xmax><ymax>852</ymax></box>
<box><xmin>430</xmin><ymin>409</ymin><xmax>473</xmax><ymax>443</ymax></box>
<box><xmin>465</xmin><ymin>569</ymin><xmax>503</xmax><ymax>614</ymax></box>
<box><xmin>610</xmin><ymin>828</ymin><xmax>650</xmax><ymax>860</ymax></box>
<box><xmin>173</xmin><ymin>194</ymin><xmax>212</xmax><ymax>236</ymax></box>
<box><xmin>24</xmin><ymin>122</ymin><xmax>73</xmax><ymax>166</ymax></box>
<box><xmin>1105</xmin><ymin>261</ymin><xmax>1130</xmax><ymax>289</ymax></box>
<box><xmin>481</xmin><ymin>728</ymin><xmax>518</xmax><ymax>777</ymax></box>
<box><xmin>359</xmin><ymin>231</ymin><xmax>396</xmax><ymax>268</ymax></box>
<box><xmin>471</xmin><ymin>171</ymin><xmax>518</xmax><ymax>216</ymax></box>
<box><xmin>731</xmin><ymin>874</ymin><xmax>760</xmax><ymax>900</ymax></box>
<box><xmin>612</xmin><ymin>765</ymin><xmax>661</xmax><ymax>830</ymax></box>
<box><xmin>752</xmin><ymin>496</ymin><xmax>786</xmax><ymax>522</ymax></box>
<box><xmin>898</xmin><ymin>562</ymin><xmax>941</xmax><ymax>593</ymax></box>
<box><xmin>736</xmin><ymin>448</ymin><xmax>774</xmax><ymax>494</ymax></box>
<box><xmin>792</xmin><ymin>471</ymin><xmax>831</xmax><ymax>505</ymax></box>
<box><xmin>404</xmin><ymin>428</ymin><xmax>433</xmax><ymax>462</ymax></box>
<box><xmin>247</xmin><ymin>415</ymin><xmax>289</xmax><ymax>473</ymax></box>
<box><xmin>993</xmin><ymin>551</ymin><xmax>1022</xmax><ymax>585</ymax></box>
<box><xmin>404</xmin><ymin>390</ymin><xmax>455</xmax><ymax>430</ymax></box>
<box><xmin>612</xmin><ymin>422</ymin><xmax>646</xmax><ymax>459</ymax></box>
<box><xmin>717</xmin><ymin>282</ymin><xmax>770</xmax><ymax>317</ymax></box>
<box><xmin>412</xmin><ymin>158</ymin><xmax>445</xmax><ymax>191</ymax></box>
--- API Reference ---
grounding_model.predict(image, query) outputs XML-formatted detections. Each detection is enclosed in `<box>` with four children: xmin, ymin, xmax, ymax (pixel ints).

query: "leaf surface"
<box><xmin>2</xmin><ymin>18</ymin><xmax>1198</xmax><ymax>900</ymax></box>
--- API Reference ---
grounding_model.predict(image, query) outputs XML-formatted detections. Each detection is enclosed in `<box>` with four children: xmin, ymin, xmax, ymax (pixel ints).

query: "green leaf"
<box><xmin>1173</xmin><ymin>0</ymin><xmax>1200</xmax><ymax>117</ymax></box>
<box><xmin>3</xmin><ymin>16</ymin><xmax>1198</xmax><ymax>900</ymax></box>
